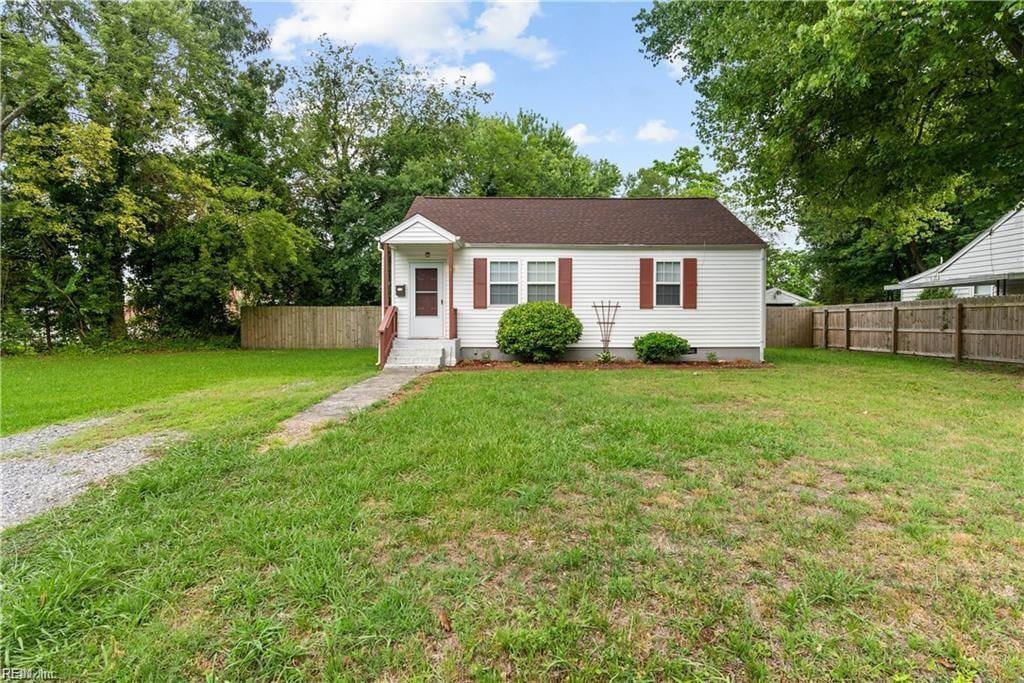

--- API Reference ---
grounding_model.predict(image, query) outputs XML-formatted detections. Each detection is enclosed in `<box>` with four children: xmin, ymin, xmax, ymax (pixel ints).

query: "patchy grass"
<box><xmin>2</xmin><ymin>349</ymin><xmax>1022</xmax><ymax>679</ymax></box>
<box><xmin>0</xmin><ymin>348</ymin><xmax>378</xmax><ymax>436</ymax></box>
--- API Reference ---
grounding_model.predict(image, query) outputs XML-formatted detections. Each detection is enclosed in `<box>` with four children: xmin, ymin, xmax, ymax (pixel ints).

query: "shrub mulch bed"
<box><xmin>449</xmin><ymin>359</ymin><xmax>771</xmax><ymax>372</ymax></box>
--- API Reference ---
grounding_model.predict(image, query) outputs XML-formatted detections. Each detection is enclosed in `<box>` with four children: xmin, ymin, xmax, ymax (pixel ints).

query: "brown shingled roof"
<box><xmin>404</xmin><ymin>196</ymin><xmax>764</xmax><ymax>246</ymax></box>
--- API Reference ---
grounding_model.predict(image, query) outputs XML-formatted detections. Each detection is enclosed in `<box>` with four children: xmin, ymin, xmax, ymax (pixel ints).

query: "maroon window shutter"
<box><xmin>558</xmin><ymin>258</ymin><xmax>573</xmax><ymax>308</ymax></box>
<box><xmin>473</xmin><ymin>258</ymin><xmax>487</xmax><ymax>309</ymax></box>
<box><xmin>683</xmin><ymin>258</ymin><xmax>697</xmax><ymax>309</ymax></box>
<box><xmin>639</xmin><ymin>258</ymin><xmax>654</xmax><ymax>309</ymax></box>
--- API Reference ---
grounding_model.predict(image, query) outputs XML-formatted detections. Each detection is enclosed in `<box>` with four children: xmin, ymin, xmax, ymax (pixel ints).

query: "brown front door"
<box><xmin>410</xmin><ymin>264</ymin><xmax>443</xmax><ymax>337</ymax></box>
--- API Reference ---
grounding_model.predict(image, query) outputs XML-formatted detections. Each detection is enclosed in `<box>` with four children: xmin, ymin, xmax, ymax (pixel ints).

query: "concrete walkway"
<box><xmin>266</xmin><ymin>368</ymin><xmax>429</xmax><ymax>448</ymax></box>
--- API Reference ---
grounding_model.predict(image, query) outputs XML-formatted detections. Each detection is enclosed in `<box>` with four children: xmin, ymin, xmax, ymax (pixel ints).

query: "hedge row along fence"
<box><xmin>804</xmin><ymin>295</ymin><xmax>1024</xmax><ymax>364</ymax></box>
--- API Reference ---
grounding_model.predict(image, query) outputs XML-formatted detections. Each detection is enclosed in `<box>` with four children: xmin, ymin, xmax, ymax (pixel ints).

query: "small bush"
<box><xmin>496</xmin><ymin>302</ymin><xmax>583</xmax><ymax>362</ymax></box>
<box><xmin>917</xmin><ymin>287</ymin><xmax>955</xmax><ymax>300</ymax></box>
<box><xmin>633</xmin><ymin>332</ymin><xmax>690</xmax><ymax>363</ymax></box>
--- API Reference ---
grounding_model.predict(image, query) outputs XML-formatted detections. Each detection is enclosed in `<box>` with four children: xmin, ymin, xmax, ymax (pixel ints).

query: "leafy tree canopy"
<box><xmin>459</xmin><ymin>112</ymin><xmax>621</xmax><ymax>198</ymax></box>
<box><xmin>624</xmin><ymin>146</ymin><xmax>722</xmax><ymax>198</ymax></box>
<box><xmin>766</xmin><ymin>247</ymin><xmax>817</xmax><ymax>301</ymax></box>
<box><xmin>636</xmin><ymin>0</ymin><xmax>1024</xmax><ymax>302</ymax></box>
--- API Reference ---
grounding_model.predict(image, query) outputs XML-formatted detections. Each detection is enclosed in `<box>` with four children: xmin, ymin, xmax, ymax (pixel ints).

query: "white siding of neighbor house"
<box><xmin>936</xmin><ymin>207</ymin><xmax>1023</xmax><ymax>280</ymax></box>
<box><xmin>899</xmin><ymin>207</ymin><xmax>1024</xmax><ymax>300</ymax></box>
<box><xmin>901</xmin><ymin>285</ymin><xmax>980</xmax><ymax>302</ymax></box>
<box><xmin>390</xmin><ymin>245</ymin><xmax>764</xmax><ymax>352</ymax></box>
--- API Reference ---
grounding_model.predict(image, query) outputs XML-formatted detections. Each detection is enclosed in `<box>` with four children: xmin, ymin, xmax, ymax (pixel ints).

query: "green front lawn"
<box><xmin>1</xmin><ymin>348</ymin><xmax>378</xmax><ymax>436</ymax></box>
<box><xmin>2</xmin><ymin>349</ymin><xmax>1022</xmax><ymax>679</ymax></box>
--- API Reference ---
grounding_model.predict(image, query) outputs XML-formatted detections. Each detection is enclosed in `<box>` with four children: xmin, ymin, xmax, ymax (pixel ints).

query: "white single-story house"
<box><xmin>765</xmin><ymin>287</ymin><xmax>813</xmax><ymax>306</ymax></box>
<box><xmin>376</xmin><ymin>197</ymin><xmax>766</xmax><ymax>368</ymax></box>
<box><xmin>885</xmin><ymin>202</ymin><xmax>1024</xmax><ymax>301</ymax></box>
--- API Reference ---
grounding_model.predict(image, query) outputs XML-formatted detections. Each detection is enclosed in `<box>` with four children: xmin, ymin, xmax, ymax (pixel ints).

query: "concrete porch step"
<box><xmin>385</xmin><ymin>345</ymin><xmax>444</xmax><ymax>369</ymax></box>
<box><xmin>384</xmin><ymin>338</ymin><xmax>459</xmax><ymax>369</ymax></box>
<box><xmin>387</xmin><ymin>353</ymin><xmax>443</xmax><ymax>367</ymax></box>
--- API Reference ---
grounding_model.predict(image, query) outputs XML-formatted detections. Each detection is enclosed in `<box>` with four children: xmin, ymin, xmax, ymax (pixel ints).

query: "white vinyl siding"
<box><xmin>901</xmin><ymin>285</ymin><xmax>975</xmax><ymax>301</ymax></box>
<box><xmin>527</xmin><ymin>261</ymin><xmax>556</xmax><ymax>302</ymax></box>
<box><xmin>489</xmin><ymin>261</ymin><xmax>518</xmax><ymax>305</ymax></box>
<box><xmin>935</xmin><ymin>208</ymin><xmax>1023</xmax><ymax>280</ymax></box>
<box><xmin>389</xmin><ymin>250</ymin><xmax>451</xmax><ymax>339</ymax></box>
<box><xmin>382</xmin><ymin>220</ymin><xmax>452</xmax><ymax>244</ymax></box>
<box><xmin>449</xmin><ymin>246</ymin><xmax>764</xmax><ymax>353</ymax></box>
<box><xmin>655</xmin><ymin>261</ymin><xmax>681</xmax><ymax>306</ymax></box>
<box><xmin>899</xmin><ymin>207</ymin><xmax>1024</xmax><ymax>299</ymax></box>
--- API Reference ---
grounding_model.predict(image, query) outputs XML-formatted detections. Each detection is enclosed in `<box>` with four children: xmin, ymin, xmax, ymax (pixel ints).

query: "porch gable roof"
<box><xmin>378</xmin><ymin>214</ymin><xmax>461</xmax><ymax>246</ymax></box>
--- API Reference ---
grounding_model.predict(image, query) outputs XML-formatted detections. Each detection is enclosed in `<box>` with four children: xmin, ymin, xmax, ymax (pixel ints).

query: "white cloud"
<box><xmin>566</xmin><ymin>123</ymin><xmax>600</xmax><ymax>146</ymax></box>
<box><xmin>429</xmin><ymin>62</ymin><xmax>496</xmax><ymax>87</ymax></box>
<box><xmin>665</xmin><ymin>55</ymin><xmax>687</xmax><ymax>80</ymax></box>
<box><xmin>566</xmin><ymin>123</ymin><xmax>620</xmax><ymax>146</ymax></box>
<box><xmin>635</xmin><ymin>119</ymin><xmax>679</xmax><ymax>143</ymax></box>
<box><xmin>271</xmin><ymin>0</ymin><xmax>556</xmax><ymax>68</ymax></box>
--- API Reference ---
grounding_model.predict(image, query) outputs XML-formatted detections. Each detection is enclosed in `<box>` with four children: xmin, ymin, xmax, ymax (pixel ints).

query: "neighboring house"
<box><xmin>886</xmin><ymin>202</ymin><xmax>1024</xmax><ymax>301</ymax></box>
<box><xmin>377</xmin><ymin>197</ymin><xmax>766</xmax><ymax>368</ymax></box>
<box><xmin>765</xmin><ymin>287</ymin><xmax>813</xmax><ymax>306</ymax></box>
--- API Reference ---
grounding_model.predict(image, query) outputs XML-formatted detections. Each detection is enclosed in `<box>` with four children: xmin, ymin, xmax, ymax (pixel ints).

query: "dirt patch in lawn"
<box><xmin>384</xmin><ymin>372</ymin><xmax>441</xmax><ymax>408</ymax></box>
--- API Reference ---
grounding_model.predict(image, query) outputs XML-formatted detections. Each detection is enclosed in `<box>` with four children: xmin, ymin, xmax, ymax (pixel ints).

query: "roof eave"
<box><xmin>461</xmin><ymin>241</ymin><xmax>765</xmax><ymax>249</ymax></box>
<box><xmin>884</xmin><ymin>271</ymin><xmax>1024</xmax><ymax>290</ymax></box>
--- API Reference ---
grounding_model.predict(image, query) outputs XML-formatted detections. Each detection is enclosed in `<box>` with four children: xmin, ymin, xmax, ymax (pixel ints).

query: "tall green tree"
<box><xmin>766</xmin><ymin>247</ymin><xmax>816</xmax><ymax>300</ymax></box>
<box><xmin>282</xmin><ymin>46</ymin><xmax>622</xmax><ymax>307</ymax></box>
<box><xmin>283</xmin><ymin>41</ymin><xmax>488</xmax><ymax>305</ymax></box>
<box><xmin>636</xmin><ymin>1</ymin><xmax>1024</xmax><ymax>302</ymax></box>
<box><xmin>458</xmin><ymin>112</ymin><xmax>621</xmax><ymax>198</ymax></box>
<box><xmin>2</xmin><ymin>0</ymin><xmax>301</xmax><ymax>345</ymax></box>
<box><xmin>624</xmin><ymin>146</ymin><xmax>722</xmax><ymax>198</ymax></box>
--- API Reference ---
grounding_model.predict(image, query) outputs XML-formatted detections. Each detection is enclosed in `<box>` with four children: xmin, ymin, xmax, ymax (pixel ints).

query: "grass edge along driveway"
<box><xmin>2</xmin><ymin>349</ymin><xmax>1022</xmax><ymax>679</ymax></box>
<box><xmin>0</xmin><ymin>348</ymin><xmax>379</xmax><ymax>438</ymax></box>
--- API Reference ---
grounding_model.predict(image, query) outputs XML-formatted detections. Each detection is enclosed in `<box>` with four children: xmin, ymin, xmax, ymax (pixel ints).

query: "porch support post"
<box><xmin>447</xmin><ymin>243</ymin><xmax>456</xmax><ymax>338</ymax></box>
<box><xmin>381</xmin><ymin>243</ymin><xmax>390</xmax><ymax>309</ymax></box>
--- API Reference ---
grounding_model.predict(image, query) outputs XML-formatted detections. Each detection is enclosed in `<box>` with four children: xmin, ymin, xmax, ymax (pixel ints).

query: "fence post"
<box><xmin>891</xmin><ymin>305</ymin><xmax>899</xmax><ymax>354</ymax></box>
<box><xmin>954</xmin><ymin>302</ymin><xmax>963</xmax><ymax>362</ymax></box>
<box><xmin>845</xmin><ymin>307</ymin><xmax>851</xmax><ymax>350</ymax></box>
<box><xmin>822</xmin><ymin>309</ymin><xmax>829</xmax><ymax>349</ymax></box>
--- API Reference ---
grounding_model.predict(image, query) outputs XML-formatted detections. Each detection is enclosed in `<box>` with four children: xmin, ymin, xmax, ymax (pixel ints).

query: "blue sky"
<box><xmin>244</xmin><ymin>1</ymin><xmax>703</xmax><ymax>177</ymax></box>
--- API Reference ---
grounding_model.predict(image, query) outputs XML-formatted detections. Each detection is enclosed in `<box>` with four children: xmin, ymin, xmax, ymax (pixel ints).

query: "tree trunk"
<box><xmin>107</xmin><ymin>246</ymin><xmax>127</xmax><ymax>339</ymax></box>
<box><xmin>907</xmin><ymin>240</ymin><xmax>926</xmax><ymax>273</ymax></box>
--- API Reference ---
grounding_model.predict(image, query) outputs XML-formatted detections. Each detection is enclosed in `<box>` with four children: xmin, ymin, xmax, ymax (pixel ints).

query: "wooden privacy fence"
<box><xmin>807</xmin><ymin>296</ymin><xmax>1024</xmax><ymax>364</ymax></box>
<box><xmin>766</xmin><ymin>307</ymin><xmax>814</xmax><ymax>347</ymax></box>
<box><xmin>241</xmin><ymin>306</ymin><xmax>379</xmax><ymax>349</ymax></box>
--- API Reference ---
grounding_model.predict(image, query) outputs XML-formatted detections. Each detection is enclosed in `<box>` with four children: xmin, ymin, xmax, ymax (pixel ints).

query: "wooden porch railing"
<box><xmin>378</xmin><ymin>305</ymin><xmax>397</xmax><ymax>369</ymax></box>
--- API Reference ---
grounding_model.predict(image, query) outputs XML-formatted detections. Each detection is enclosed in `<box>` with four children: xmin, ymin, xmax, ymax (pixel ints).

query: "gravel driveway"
<box><xmin>1</xmin><ymin>420</ymin><xmax>178</xmax><ymax>530</ymax></box>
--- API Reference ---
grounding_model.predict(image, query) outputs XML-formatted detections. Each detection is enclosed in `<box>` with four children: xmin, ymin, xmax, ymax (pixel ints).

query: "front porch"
<box><xmin>377</xmin><ymin>214</ymin><xmax>463</xmax><ymax>368</ymax></box>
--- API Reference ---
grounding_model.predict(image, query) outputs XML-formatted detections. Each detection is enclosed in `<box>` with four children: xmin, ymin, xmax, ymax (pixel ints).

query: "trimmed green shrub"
<box><xmin>917</xmin><ymin>287</ymin><xmax>955</xmax><ymax>300</ymax></box>
<box><xmin>633</xmin><ymin>332</ymin><xmax>691</xmax><ymax>363</ymax></box>
<box><xmin>496</xmin><ymin>302</ymin><xmax>583</xmax><ymax>362</ymax></box>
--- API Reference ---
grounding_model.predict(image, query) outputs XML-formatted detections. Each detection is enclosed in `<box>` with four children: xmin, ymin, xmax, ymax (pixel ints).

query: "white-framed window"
<box><xmin>489</xmin><ymin>261</ymin><xmax>519</xmax><ymax>305</ymax></box>
<box><xmin>527</xmin><ymin>261</ymin><xmax>556</xmax><ymax>302</ymax></box>
<box><xmin>655</xmin><ymin>261</ymin><xmax>681</xmax><ymax>306</ymax></box>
